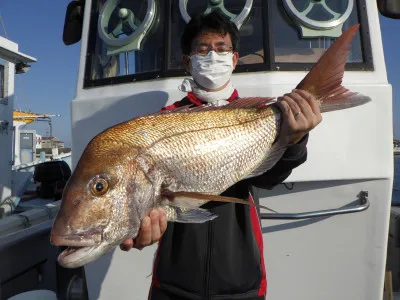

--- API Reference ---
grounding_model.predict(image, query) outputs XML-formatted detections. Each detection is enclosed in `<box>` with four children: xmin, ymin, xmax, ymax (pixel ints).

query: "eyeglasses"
<box><xmin>191</xmin><ymin>44</ymin><xmax>233</xmax><ymax>56</ymax></box>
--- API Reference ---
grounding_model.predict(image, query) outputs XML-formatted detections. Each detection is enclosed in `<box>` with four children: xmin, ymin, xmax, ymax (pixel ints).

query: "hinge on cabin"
<box><xmin>0</xmin><ymin>120</ymin><xmax>9</xmax><ymax>134</ymax></box>
<box><xmin>0</xmin><ymin>97</ymin><xmax>8</xmax><ymax>105</ymax></box>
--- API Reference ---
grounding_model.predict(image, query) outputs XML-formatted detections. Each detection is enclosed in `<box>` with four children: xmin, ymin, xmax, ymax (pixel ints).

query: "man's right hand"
<box><xmin>119</xmin><ymin>208</ymin><xmax>167</xmax><ymax>251</ymax></box>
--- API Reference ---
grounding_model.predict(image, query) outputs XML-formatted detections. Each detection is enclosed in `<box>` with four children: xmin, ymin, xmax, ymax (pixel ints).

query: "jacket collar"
<box><xmin>186</xmin><ymin>89</ymin><xmax>239</xmax><ymax>106</ymax></box>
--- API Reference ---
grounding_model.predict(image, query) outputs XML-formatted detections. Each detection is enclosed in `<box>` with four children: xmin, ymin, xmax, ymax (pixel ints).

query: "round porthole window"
<box><xmin>282</xmin><ymin>0</ymin><xmax>354</xmax><ymax>37</ymax></box>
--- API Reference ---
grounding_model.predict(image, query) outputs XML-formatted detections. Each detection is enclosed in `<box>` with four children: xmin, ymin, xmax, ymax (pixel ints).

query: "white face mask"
<box><xmin>189</xmin><ymin>51</ymin><xmax>234</xmax><ymax>90</ymax></box>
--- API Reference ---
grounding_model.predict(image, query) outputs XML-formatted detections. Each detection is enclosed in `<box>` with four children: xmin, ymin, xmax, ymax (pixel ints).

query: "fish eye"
<box><xmin>90</xmin><ymin>177</ymin><xmax>109</xmax><ymax>196</ymax></box>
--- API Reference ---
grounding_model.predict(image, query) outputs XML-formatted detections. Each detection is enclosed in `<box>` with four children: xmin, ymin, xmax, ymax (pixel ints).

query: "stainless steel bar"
<box><xmin>260</xmin><ymin>191</ymin><xmax>369</xmax><ymax>220</ymax></box>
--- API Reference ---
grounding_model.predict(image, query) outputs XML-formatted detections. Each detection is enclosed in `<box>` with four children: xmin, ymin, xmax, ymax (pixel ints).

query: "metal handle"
<box><xmin>260</xmin><ymin>191</ymin><xmax>369</xmax><ymax>220</ymax></box>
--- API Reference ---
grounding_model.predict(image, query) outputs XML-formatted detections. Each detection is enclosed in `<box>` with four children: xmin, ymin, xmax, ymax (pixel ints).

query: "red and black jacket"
<box><xmin>149</xmin><ymin>90</ymin><xmax>308</xmax><ymax>300</ymax></box>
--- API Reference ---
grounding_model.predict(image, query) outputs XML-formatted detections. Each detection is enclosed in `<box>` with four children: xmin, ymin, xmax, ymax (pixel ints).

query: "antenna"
<box><xmin>0</xmin><ymin>13</ymin><xmax>8</xmax><ymax>37</ymax></box>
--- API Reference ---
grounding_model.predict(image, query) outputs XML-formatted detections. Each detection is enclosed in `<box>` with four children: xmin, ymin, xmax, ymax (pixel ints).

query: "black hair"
<box><xmin>180</xmin><ymin>11</ymin><xmax>240</xmax><ymax>55</ymax></box>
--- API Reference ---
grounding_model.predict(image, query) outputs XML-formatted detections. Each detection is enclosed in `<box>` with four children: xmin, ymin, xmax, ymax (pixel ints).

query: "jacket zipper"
<box><xmin>204</xmin><ymin>220</ymin><xmax>213</xmax><ymax>299</ymax></box>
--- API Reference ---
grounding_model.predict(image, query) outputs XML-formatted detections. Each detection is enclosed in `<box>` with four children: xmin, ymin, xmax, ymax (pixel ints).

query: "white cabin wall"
<box><xmin>259</xmin><ymin>178</ymin><xmax>393</xmax><ymax>300</ymax></box>
<box><xmin>0</xmin><ymin>61</ymin><xmax>14</xmax><ymax>203</ymax></box>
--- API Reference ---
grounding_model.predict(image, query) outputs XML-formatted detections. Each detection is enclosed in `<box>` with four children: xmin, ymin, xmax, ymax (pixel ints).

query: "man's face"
<box><xmin>182</xmin><ymin>31</ymin><xmax>239</xmax><ymax>74</ymax></box>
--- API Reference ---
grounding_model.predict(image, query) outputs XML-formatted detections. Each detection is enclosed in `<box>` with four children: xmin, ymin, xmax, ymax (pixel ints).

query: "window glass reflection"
<box><xmin>89</xmin><ymin>0</ymin><xmax>165</xmax><ymax>80</ymax></box>
<box><xmin>273</xmin><ymin>0</ymin><xmax>362</xmax><ymax>63</ymax></box>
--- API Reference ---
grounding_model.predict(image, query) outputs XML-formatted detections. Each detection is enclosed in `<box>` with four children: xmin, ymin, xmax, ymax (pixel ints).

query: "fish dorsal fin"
<box><xmin>225</xmin><ymin>97</ymin><xmax>276</xmax><ymax>109</ymax></box>
<box><xmin>152</xmin><ymin>97</ymin><xmax>276</xmax><ymax>116</ymax></box>
<box><xmin>187</xmin><ymin>97</ymin><xmax>276</xmax><ymax>112</ymax></box>
<box><xmin>166</xmin><ymin>191</ymin><xmax>277</xmax><ymax>213</ymax></box>
<box><xmin>153</xmin><ymin>105</ymin><xmax>194</xmax><ymax>115</ymax></box>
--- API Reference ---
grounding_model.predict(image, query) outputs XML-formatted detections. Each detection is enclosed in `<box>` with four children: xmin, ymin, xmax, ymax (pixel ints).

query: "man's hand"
<box><xmin>119</xmin><ymin>208</ymin><xmax>167</xmax><ymax>251</ymax></box>
<box><xmin>276</xmin><ymin>89</ymin><xmax>322</xmax><ymax>144</ymax></box>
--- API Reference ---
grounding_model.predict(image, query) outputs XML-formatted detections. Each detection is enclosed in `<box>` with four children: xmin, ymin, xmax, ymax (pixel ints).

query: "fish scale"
<box><xmin>146</xmin><ymin>107</ymin><xmax>280</xmax><ymax>194</ymax></box>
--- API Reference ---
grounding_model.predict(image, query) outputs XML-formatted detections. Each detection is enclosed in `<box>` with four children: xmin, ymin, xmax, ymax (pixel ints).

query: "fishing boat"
<box><xmin>2</xmin><ymin>0</ymin><xmax>399</xmax><ymax>299</ymax></box>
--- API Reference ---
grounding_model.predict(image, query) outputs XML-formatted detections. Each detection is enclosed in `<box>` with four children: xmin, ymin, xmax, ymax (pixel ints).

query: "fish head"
<box><xmin>50</xmin><ymin>137</ymin><xmax>153</xmax><ymax>268</ymax></box>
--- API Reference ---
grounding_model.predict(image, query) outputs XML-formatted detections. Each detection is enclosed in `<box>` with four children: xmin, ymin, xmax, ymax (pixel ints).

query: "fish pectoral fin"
<box><xmin>167</xmin><ymin>191</ymin><xmax>278</xmax><ymax>213</ymax></box>
<box><xmin>165</xmin><ymin>205</ymin><xmax>218</xmax><ymax>223</ymax></box>
<box><xmin>160</xmin><ymin>193</ymin><xmax>218</xmax><ymax>223</ymax></box>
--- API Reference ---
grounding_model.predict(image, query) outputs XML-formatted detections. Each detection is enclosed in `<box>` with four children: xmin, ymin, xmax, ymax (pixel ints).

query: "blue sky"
<box><xmin>0</xmin><ymin>1</ymin><xmax>80</xmax><ymax>147</ymax></box>
<box><xmin>0</xmin><ymin>1</ymin><xmax>399</xmax><ymax>147</ymax></box>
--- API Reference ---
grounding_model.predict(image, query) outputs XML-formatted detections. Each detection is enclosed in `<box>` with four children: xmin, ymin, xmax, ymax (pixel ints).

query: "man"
<box><xmin>121</xmin><ymin>12</ymin><xmax>322</xmax><ymax>300</ymax></box>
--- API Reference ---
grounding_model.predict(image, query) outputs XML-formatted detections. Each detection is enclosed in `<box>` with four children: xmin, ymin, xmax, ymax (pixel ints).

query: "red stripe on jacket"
<box><xmin>249</xmin><ymin>193</ymin><xmax>267</xmax><ymax>296</ymax></box>
<box><xmin>161</xmin><ymin>89</ymin><xmax>239</xmax><ymax>111</ymax></box>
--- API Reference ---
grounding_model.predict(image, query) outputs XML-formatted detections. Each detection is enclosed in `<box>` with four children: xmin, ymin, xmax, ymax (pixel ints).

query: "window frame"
<box><xmin>0</xmin><ymin>64</ymin><xmax>4</xmax><ymax>98</ymax></box>
<box><xmin>83</xmin><ymin>0</ymin><xmax>373</xmax><ymax>89</ymax></box>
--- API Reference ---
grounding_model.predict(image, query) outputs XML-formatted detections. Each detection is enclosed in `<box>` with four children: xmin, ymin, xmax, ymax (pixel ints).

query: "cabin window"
<box><xmin>86</xmin><ymin>0</ymin><xmax>165</xmax><ymax>80</ymax></box>
<box><xmin>270</xmin><ymin>0</ymin><xmax>367</xmax><ymax>70</ymax></box>
<box><xmin>168</xmin><ymin>0</ymin><xmax>266</xmax><ymax>70</ymax></box>
<box><xmin>0</xmin><ymin>64</ymin><xmax>4</xmax><ymax>98</ymax></box>
<box><xmin>84</xmin><ymin>0</ymin><xmax>372</xmax><ymax>88</ymax></box>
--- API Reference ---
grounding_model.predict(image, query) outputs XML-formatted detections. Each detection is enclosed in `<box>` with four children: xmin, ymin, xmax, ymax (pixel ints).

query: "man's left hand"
<box><xmin>276</xmin><ymin>89</ymin><xmax>322</xmax><ymax>144</ymax></box>
<box><xmin>119</xmin><ymin>208</ymin><xmax>167</xmax><ymax>251</ymax></box>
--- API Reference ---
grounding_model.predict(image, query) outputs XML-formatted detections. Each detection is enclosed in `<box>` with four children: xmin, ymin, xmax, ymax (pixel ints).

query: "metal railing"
<box><xmin>260</xmin><ymin>191</ymin><xmax>369</xmax><ymax>220</ymax></box>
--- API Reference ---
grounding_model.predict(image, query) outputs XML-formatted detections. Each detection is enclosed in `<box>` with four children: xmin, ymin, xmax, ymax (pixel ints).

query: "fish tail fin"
<box><xmin>296</xmin><ymin>24</ymin><xmax>371</xmax><ymax>113</ymax></box>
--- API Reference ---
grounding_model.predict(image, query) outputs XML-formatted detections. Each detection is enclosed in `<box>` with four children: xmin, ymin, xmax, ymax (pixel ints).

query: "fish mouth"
<box><xmin>57</xmin><ymin>245</ymin><xmax>99</xmax><ymax>268</ymax></box>
<box><xmin>50</xmin><ymin>228</ymin><xmax>102</xmax><ymax>246</ymax></box>
<box><xmin>50</xmin><ymin>229</ymin><xmax>103</xmax><ymax>268</ymax></box>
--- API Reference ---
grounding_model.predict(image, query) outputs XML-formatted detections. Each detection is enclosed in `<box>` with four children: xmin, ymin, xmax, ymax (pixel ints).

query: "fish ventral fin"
<box><xmin>296</xmin><ymin>24</ymin><xmax>371</xmax><ymax>113</ymax></box>
<box><xmin>167</xmin><ymin>191</ymin><xmax>277</xmax><ymax>213</ymax></box>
